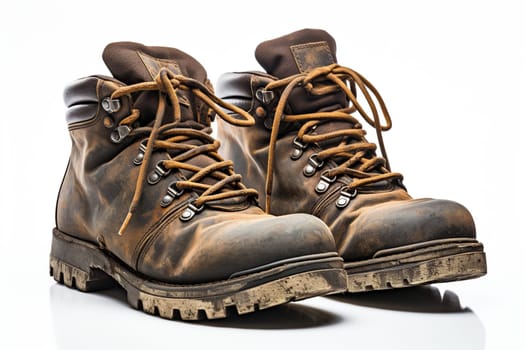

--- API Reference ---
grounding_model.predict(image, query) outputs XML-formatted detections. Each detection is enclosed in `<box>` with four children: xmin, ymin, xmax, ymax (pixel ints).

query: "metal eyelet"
<box><xmin>160</xmin><ymin>181</ymin><xmax>185</xmax><ymax>207</ymax></box>
<box><xmin>291</xmin><ymin>137</ymin><xmax>308</xmax><ymax>160</ymax></box>
<box><xmin>101</xmin><ymin>97</ymin><xmax>121</xmax><ymax>113</ymax></box>
<box><xmin>255</xmin><ymin>88</ymin><xmax>275</xmax><ymax>104</ymax></box>
<box><xmin>303</xmin><ymin>153</ymin><xmax>325</xmax><ymax>177</ymax></box>
<box><xmin>147</xmin><ymin>161</ymin><xmax>172</xmax><ymax>185</ymax></box>
<box><xmin>110</xmin><ymin>125</ymin><xmax>131</xmax><ymax>143</ymax></box>
<box><xmin>133</xmin><ymin>139</ymin><xmax>148</xmax><ymax>165</ymax></box>
<box><xmin>180</xmin><ymin>202</ymin><xmax>204</xmax><ymax>222</ymax></box>
<box><xmin>335</xmin><ymin>188</ymin><xmax>358</xmax><ymax>209</ymax></box>
<box><xmin>315</xmin><ymin>173</ymin><xmax>337</xmax><ymax>193</ymax></box>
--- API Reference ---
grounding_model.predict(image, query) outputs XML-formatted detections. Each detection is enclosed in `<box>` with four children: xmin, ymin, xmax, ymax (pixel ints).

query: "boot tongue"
<box><xmin>103</xmin><ymin>41</ymin><xmax>207</xmax><ymax>86</ymax></box>
<box><xmin>255</xmin><ymin>29</ymin><xmax>348</xmax><ymax>114</ymax></box>
<box><xmin>102</xmin><ymin>42</ymin><xmax>208</xmax><ymax>123</ymax></box>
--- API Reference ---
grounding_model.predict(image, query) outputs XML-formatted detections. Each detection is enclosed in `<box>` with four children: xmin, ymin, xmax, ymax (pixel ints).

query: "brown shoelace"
<box><xmin>113</xmin><ymin>68</ymin><xmax>258</xmax><ymax>235</ymax></box>
<box><xmin>262</xmin><ymin>64</ymin><xmax>403</xmax><ymax>212</ymax></box>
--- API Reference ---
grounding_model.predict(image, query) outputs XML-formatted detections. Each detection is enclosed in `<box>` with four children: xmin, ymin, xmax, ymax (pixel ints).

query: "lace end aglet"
<box><xmin>118</xmin><ymin>212</ymin><xmax>133</xmax><ymax>236</ymax></box>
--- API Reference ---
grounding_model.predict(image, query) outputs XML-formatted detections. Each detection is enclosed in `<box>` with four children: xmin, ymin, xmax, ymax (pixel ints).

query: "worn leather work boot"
<box><xmin>50</xmin><ymin>41</ymin><xmax>347</xmax><ymax>320</ymax></box>
<box><xmin>216</xmin><ymin>29</ymin><xmax>487</xmax><ymax>292</ymax></box>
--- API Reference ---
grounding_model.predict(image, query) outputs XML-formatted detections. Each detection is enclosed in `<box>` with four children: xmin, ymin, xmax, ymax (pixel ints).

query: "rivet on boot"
<box><xmin>147</xmin><ymin>161</ymin><xmax>172</xmax><ymax>185</ymax></box>
<box><xmin>303</xmin><ymin>154</ymin><xmax>324</xmax><ymax>177</ymax></box>
<box><xmin>133</xmin><ymin>139</ymin><xmax>148</xmax><ymax>165</ymax></box>
<box><xmin>315</xmin><ymin>173</ymin><xmax>337</xmax><ymax>193</ymax></box>
<box><xmin>180</xmin><ymin>202</ymin><xmax>204</xmax><ymax>222</ymax></box>
<box><xmin>255</xmin><ymin>106</ymin><xmax>266</xmax><ymax>118</ymax></box>
<box><xmin>103</xmin><ymin>117</ymin><xmax>114</xmax><ymax>128</ymax></box>
<box><xmin>291</xmin><ymin>137</ymin><xmax>307</xmax><ymax>160</ymax></box>
<box><xmin>335</xmin><ymin>189</ymin><xmax>357</xmax><ymax>208</ymax></box>
<box><xmin>160</xmin><ymin>181</ymin><xmax>185</xmax><ymax>207</ymax></box>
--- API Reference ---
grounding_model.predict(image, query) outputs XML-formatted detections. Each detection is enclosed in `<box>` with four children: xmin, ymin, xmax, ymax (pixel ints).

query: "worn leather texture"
<box><xmin>216</xmin><ymin>29</ymin><xmax>477</xmax><ymax>262</ymax></box>
<box><xmin>56</xmin><ymin>42</ymin><xmax>337</xmax><ymax>284</ymax></box>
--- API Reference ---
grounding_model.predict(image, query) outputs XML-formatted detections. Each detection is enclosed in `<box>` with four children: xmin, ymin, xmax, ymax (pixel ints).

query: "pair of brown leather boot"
<box><xmin>50</xmin><ymin>29</ymin><xmax>486</xmax><ymax>321</ymax></box>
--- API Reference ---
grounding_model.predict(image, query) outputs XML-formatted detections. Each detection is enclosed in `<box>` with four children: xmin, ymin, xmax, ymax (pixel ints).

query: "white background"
<box><xmin>1</xmin><ymin>0</ymin><xmax>523</xmax><ymax>349</ymax></box>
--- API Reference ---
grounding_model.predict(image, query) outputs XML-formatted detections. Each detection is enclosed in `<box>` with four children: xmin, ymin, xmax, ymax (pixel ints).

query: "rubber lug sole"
<box><xmin>50</xmin><ymin>229</ymin><xmax>346</xmax><ymax>320</ymax></box>
<box><xmin>345</xmin><ymin>238</ymin><xmax>487</xmax><ymax>292</ymax></box>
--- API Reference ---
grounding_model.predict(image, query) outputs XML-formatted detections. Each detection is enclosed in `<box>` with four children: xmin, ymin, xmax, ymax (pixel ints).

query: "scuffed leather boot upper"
<box><xmin>216</xmin><ymin>29</ymin><xmax>477</xmax><ymax>262</ymax></box>
<box><xmin>56</xmin><ymin>42</ymin><xmax>337</xmax><ymax>283</ymax></box>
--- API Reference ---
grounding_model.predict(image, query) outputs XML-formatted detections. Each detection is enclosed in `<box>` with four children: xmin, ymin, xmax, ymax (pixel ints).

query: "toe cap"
<box><xmin>139</xmin><ymin>211</ymin><xmax>336</xmax><ymax>283</ymax></box>
<box><xmin>339</xmin><ymin>198</ymin><xmax>476</xmax><ymax>261</ymax></box>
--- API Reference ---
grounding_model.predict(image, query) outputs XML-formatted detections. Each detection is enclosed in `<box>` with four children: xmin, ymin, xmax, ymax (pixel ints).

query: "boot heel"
<box><xmin>50</xmin><ymin>229</ymin><xmax>116</xmax><ymax>292</ymax></box>
<box><xmin>49</xmin><ymin>256</ymin><xmax>115</xmax><ymax>292</ymax></box>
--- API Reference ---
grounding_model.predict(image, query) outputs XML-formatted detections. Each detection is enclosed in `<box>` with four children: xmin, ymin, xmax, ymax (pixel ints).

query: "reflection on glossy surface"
<box><xmin>199</xmin><ymin>302</ymin><xmax>342</xmax><ymax>329</ymax></box>
<box><xmin>329</xmin><ymin>285</ymin><xmax>468</xmax><ymax>313</ymax></box>
<box><xmin>49</xmin><ymin>283</ymin><xmax>485</xmax><ymax>350</ymax></box>
<box><xmin>49</xmin><ymin>282</ymin><xmax>341</xmax><ymax>330</ymax></box>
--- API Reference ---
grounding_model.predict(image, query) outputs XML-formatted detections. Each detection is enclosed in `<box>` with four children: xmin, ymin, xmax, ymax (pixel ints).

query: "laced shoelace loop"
<box><xmin>114</xmin><ymin>68</ymin><xmax>258</xmax><ymax>235</ymax></box>
<box><xmin>263</xmin><ymin>64</ymin><xmax>403</xmax><ymax>212</ymax></box>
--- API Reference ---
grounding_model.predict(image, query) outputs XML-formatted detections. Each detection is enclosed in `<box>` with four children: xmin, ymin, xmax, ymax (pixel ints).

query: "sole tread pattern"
<box><xmin>49</xmin><ymin>230</ymin><xmax>346</xmax><ymax>321</ymax></box>
<box><xmin>346</xmin><ymin>251</ymin><xmax>487</xmax><ymax>292</ymax></box>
